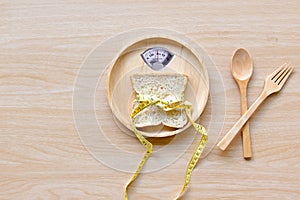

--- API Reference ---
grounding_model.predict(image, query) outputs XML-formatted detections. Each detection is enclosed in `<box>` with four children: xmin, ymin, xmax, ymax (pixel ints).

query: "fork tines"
<box><xmin>271</xmin><ymin>63</ymin><xmax>294</xmax><ymax>85</ymax></box>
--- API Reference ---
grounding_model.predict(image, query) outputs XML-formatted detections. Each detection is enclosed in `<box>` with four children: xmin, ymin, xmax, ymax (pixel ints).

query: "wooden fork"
<box><xmin>218</xmin><ymin>63</ymin><xmax>294</xmax><ymax>151</ymax></box>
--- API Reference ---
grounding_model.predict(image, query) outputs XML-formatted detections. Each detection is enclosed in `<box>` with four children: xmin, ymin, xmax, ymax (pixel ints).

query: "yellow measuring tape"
<box><xmin>124</xmin><ymin>95</ymin><xmax>208</xmax><ymax>200</ymax></box>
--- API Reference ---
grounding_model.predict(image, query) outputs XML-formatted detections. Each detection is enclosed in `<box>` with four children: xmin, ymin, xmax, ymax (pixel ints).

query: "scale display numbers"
<box><xmin>141</xmin><ymin>47</ymin><xmax>174</xmax><ymax>70</ymax></box>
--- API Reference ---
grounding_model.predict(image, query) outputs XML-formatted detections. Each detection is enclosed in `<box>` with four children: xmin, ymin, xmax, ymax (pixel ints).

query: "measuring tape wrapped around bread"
<box><xmin>131</xmin><ymin>74</ymin><xmax>188</xmax><ymax>130</ymax></box>
<box><xmin>125</xmin><ymin>73</ymin><xmax>208</xmax><ymax>199</ymax></box>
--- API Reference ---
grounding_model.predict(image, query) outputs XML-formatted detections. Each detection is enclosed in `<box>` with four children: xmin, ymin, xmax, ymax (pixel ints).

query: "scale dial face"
<box><xmin>141</xmin><ymin>47</ymin><xmax>174</xmax><ymax>70</ymax></box>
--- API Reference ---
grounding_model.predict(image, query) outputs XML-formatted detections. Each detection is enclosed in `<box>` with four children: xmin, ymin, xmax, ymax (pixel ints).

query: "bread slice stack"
<box><xmin>131</xmin><ymin>74</ymin><xmax>188</xmax><ymax>129</ymax></box>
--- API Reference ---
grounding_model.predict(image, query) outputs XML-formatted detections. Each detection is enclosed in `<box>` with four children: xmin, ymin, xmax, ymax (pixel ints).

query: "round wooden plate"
<box><xmin>107</xmin><ymin>36</ymin><xmax>209</xmax><ymax>137</ymax></box>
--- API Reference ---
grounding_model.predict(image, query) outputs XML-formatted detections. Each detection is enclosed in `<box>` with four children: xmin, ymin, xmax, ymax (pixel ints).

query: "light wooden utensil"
<box><xmin>218</xmin><ymin>63</ymin><xmax>294</xmax><ymax>151</ymax></box>
<box><xmin>231</xmin><ymin>48</ymin><xmax>253</xmax><ymax>159</ymax></box>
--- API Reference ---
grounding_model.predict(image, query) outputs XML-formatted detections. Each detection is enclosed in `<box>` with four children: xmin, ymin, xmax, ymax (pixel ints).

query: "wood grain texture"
<box><xmin>1</xmin><ymin>0</ymin><xmax>300</xmax><ymax>199</ymax></box>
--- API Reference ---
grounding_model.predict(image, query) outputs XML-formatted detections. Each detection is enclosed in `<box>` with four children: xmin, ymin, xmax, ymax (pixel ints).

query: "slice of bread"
<box><xmin>133</xmin><ymin>104</ymin><xmax>165</xmax><ymax>127</ymax></box>
<box><xmin>131</xmin><ymin>74</ymin><xmax>187</xmax><ymax>101</ymax></box>
<box><xmin>131</xmin><ymin>74</ymin><xmax>188</xmax><ymax>128</ymax></box>
<box><xmin>164</xmin><ymin>109</ymin><xmax>187</xmax><ymax>128</ymax></box>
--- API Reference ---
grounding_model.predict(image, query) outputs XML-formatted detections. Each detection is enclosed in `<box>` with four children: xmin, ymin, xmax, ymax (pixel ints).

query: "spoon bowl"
<box><xmin>231</xmin><ymin>48</ymin><xmax>253</xmax><ymax>81</ymax></box>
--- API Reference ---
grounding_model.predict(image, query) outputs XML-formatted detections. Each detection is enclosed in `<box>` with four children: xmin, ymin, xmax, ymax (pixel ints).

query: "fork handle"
<box><xmin>217</xmin><ymin>92</ymin><xmax>268</xmax><ymax>151</ymax></box>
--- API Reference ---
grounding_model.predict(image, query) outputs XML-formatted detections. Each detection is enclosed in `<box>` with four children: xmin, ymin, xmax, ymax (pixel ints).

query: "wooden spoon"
<box><xmin>231</xmin><ymin>48</ymin><xmax>253</xmax><ymax>159</ymax></box>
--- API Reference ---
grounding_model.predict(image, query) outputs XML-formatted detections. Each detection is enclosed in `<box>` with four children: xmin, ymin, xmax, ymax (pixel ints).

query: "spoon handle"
<box><xmin>217</xmin><ymin>92</ymin><xmax>267</xmax><ymax>151</ymax></box>
<box><xmin>240</xmin><ymin>86</ymin><xmax>252</xmax><ymax>159</ymax></box>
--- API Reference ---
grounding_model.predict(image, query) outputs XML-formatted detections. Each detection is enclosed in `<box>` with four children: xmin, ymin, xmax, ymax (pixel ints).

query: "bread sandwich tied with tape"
<box><xmin>131</xmin><ymin>74</ymin><xmax>188</xmax><ymax>130</ymax></box>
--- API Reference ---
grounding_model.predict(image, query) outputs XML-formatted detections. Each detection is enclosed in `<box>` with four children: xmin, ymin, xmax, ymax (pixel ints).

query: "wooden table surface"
<box><xmin>1</xmin><ymin>0</ymin><xmax>299</xmax><ymax>199</ymax></box>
